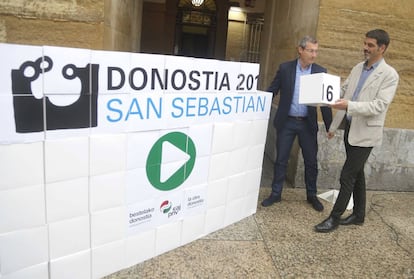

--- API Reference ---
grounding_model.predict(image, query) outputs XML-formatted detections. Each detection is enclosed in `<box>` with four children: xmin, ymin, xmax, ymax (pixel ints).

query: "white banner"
<box><xmin>0</xmin><ymin>43</ymin><xmax>264</xmax><ymax>143</ymax></box>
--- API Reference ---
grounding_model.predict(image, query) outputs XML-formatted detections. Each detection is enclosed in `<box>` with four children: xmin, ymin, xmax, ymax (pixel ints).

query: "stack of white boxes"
<box><xmin>0</xmin><ymin>44</ymin><xmax>271</xmax><ymax>279</ymax></box>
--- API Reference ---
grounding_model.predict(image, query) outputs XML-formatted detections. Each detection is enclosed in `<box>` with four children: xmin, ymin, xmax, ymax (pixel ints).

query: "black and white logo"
<box><xmin>12</xmin><ymin>56</ymin><xmax>99</xmax><ymax>132</ymax></box>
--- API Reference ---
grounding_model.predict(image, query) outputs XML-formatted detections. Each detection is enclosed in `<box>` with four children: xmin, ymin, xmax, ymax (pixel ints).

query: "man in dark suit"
<box><xmin>261</xmin><ymin>35</ymin><xmax>332</xmax><ymax>211</ymax></box>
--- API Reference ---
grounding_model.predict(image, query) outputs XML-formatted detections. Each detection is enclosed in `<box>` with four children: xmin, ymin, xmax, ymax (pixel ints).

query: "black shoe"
<box><xmin>339</xmin><ymin>214</ymin><xmax>364</xmax><ymax>226</ymax></box>
<box><xmin>261</xmin><ymin>194</ymin><xmax>281</xmax><ymax>207</ymax></box>
<box><xmin>307</xmin><ymin>196</ymin><xmax>324</xmax><ymax>211</ymax></box>
<box><xmin>314</xmin><ymin>216</ymin><xmax>339</xmax><ymax>233</ymax></box>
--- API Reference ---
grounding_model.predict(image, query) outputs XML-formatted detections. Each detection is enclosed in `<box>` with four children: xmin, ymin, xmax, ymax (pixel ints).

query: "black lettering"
<box><xmin>151</xmin><ymin>68</ymin><xmax>167</xmax><ymax>90</ymax></box>
<box><xmin>236</xmin><ymin>73</ymin><xmax>245</xmax><ymax>90</ymax></box>
<box><xmin>218</xmin><ymin>73</ymin><xmax>230</xmax><ymax>90</ymax></box>
<box><xmin>129</xmin><ymin>67</ymin><xmax>147</xmax><ymax>90</ymax></box>
<box><xmin>171</xmin><ymin>69</ymin><xmax>186</xmax><ymax>90</ymax></box>
<box><xmin>189</xmin><ymin>70</ymin><xmax>201</xmax><ymax>90</ymax></box>
<box><xmin>202</xmin><ymin>71</ymin><xmax>214</xmax><ymax>90</ymax></box>
<box><xmin>108</xmin><ymin>67</ymin><xmax>125</xmax><ymax>90</ymax></box>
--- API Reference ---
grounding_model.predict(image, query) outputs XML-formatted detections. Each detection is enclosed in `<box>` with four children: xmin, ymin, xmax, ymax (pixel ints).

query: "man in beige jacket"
<box><xmin>315</xmin><ymin>29</ymin><xmax>399</xmax><ymax>233</ymax></box>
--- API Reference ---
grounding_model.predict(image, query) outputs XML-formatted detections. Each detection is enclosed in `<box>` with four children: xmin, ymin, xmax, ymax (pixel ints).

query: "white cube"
<box><xmin>299</xmin><ymin>73</ymin><xmax>340</xmax><ymax>106</ymax></box>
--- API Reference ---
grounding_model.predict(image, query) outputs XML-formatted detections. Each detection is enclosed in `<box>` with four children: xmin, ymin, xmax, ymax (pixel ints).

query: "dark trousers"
<box><xmin>271</xmin><ymin>118</ymin><xmax>318</xmax><ymax>197</ymax></box>
<box><xmin>331</xmin><ymin>122</ymin><xmax>373</xmax><ymax>219</ymax></box>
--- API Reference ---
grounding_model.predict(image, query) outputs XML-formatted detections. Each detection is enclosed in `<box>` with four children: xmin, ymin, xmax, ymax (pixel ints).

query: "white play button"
<box><xmin>160</xmin><ymin>141</ymin><xmax>190</xmax><ymax>183</ymax></box>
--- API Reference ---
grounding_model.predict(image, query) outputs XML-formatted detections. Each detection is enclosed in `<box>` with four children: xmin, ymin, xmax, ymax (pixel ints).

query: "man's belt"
<box><xmin>288</xmin><ymin>116</ymin><xmax>307</xmax><ymax>121</ymax></box>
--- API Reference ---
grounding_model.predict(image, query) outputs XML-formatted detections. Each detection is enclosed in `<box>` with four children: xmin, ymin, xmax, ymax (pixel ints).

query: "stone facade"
<box><xmin>0</xmin><ymin>0</ymin><xmax>104</xmax><ymax>49</ymax></box>
<box><xmin>0</xmin><ymin>0</ymin><xmax>142</xmax><ymax>52</ymax></box>
<box><xmin>316</xmin><ymin>0</ymin><xmax>414</xmax><ymax>130</ymax></box>
<box><xmin>316</xmin><ymin>0</ymin><xmax>414</xmax><ymax>189</ymax></box>
<box><xmin>226</xmin><ymin>11</ymin><xmax>247</xmax><ymax>61</ymax></box>
<box><xmin>260</xmin><ymin>0</ymin><xmax>414</xmax><ymax>130</ymax></box>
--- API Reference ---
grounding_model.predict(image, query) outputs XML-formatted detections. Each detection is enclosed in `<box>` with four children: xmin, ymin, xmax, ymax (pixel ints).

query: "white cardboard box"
<box><xmin>299</xmin><ymin>73</ymin><xmax>340</xmax><ymax>106</ymax></box>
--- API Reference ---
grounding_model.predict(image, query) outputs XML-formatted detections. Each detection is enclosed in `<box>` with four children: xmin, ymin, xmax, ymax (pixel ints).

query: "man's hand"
<box><xmin>327</xmin><ymin>131</ymin><xmax>335</xmax><ymax>139</ymax></box>
<box><xmin>330</xmin><ymin>99</ymin><xmax>348</xmax><ymax>110</ymax></box>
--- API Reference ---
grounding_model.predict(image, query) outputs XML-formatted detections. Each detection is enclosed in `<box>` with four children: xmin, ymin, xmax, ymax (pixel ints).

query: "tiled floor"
<box><xmin>106</xmin><ymin>157</ymin><xmax>414</xmax><ymax>279</ymax></box>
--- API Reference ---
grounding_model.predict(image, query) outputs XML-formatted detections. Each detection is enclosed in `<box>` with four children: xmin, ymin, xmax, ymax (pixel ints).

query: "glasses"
<box><xmin>303</xmin><ymin>48</ymin><xmax>318</xmax><ymax>54</ymax></box>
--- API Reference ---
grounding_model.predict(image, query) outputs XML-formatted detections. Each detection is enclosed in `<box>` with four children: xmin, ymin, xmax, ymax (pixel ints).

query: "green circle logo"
<box><xmin>146</xmin><ymin>132</ymin><xmax>196</xmax><ymax>191</ymax></box>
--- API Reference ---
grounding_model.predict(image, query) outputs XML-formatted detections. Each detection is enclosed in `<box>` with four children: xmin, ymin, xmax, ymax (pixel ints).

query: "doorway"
<box><xmin>180</xmin><ymin>32</ymin><xmax>209</xmax><ymax>57</ymax></box>
<box><xmin>175</xmin><ymin>0</ymin><xmax>217</xmax><ymax>59</ymax></box>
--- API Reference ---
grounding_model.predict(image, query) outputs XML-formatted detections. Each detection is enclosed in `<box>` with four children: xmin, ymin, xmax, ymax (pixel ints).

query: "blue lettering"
<box><xmin>125</xmin><ymin>98</ymin><xmax>144</xmax><ymax>121</ymax></box>
<box><xmin>209</xmin><ymin>98</ymin><xmax>221</xmax><ymax>115</ymax></box>
<box><xmin>233</xmin><ymin>96</ymin><xmax>243</xmax><ymax>113</ymax></box>
<box><xmin>222</xmin><ymin>96</ymin><xmax>232</xmax><ymax>114</ymax></box>
<box><xmin>147</xmin><ymin>98</ymin><xmax>162</xmax><ymax>118</ymax></box>
<box><xmin>171</xmin><ymin>97</ymin><xmax>184</xmax><ymax>118</ymax></box>
<box><xmin>198</xmin><ymin>97</ymin><xmax>209</xmax><ymax>116</ymax></box>
<box><xmin>246</xmin><ymin>96</ymin><xmax>256</xmax><ymax>112</ymax></box>
<box><xmin>257</xmin><ymin>96</ymin><xmax>266</xmax><ymax>112</ymax></box>
<box><xmin>186</xmin><ymin>97</ymin><xmax>197</xmax><ymax>117</ymax></box>
<box><xmin>106</xmin><ymin>98</ymin><xmax>123</xmax><ymax>122</ymax></box>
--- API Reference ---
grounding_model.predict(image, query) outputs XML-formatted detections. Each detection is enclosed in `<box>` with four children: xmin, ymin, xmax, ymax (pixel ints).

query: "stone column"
<box><xmin>260</xmin><ymin>0</ymin><xmax>321</xmax><ymax>187</ymax></box>
<box><xmin>103</xmin><ymin>0</ymin><xmax>143</xmax><ymax>52</ymax></box>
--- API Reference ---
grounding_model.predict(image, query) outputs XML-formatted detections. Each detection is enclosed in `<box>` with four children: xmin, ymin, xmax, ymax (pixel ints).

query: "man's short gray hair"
<box><xmin>298</xmin><ymin>36</ymin><xmax>318</xmax><ymax>48</ymax></box>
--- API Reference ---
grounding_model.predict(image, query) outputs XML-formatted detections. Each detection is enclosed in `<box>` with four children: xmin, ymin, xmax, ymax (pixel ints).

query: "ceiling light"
<box><xmin>191</xmin><ymin>0</ymin><xmax>204</xmax><ymax>7</ymax></box>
